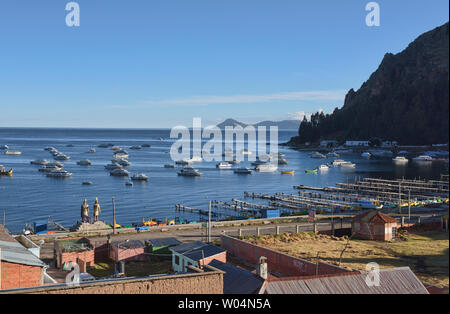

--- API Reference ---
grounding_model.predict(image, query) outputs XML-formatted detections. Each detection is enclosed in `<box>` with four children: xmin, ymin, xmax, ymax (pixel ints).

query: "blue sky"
<box><xmin>0</xmin><ymin>0</ymin><xmax>448</xmax><ymax>128</ymax></box>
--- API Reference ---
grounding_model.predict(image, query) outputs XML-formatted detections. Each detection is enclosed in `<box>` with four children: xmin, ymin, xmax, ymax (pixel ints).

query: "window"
<box><xmin>175</xmin><ymin>255</ymin><xmax>180</xmax><ymax>265</ymax></box>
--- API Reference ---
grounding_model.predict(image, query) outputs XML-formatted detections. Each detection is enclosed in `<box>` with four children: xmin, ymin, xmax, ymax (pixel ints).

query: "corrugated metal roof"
<box><xmin>263</xmin><ymin>267</ymin><xmax>428</xmax><ymax>294</ymax></box>
<box><xmin>209</xmin><ymin>259</ymin><xmax>264</xmax><ymax>294</ymax></box>
<box><xmin>169</xmin><ymin>241</ymin><xmax>207</xmax><ymax>255</ymax></box>
<box><xmin>353</xmin><ymin>211</ymin><xmax>397</xmax><ymax>224</ymax></box>
<box><xmin>146</xmin><ymin>237</ymin><xmax>182</xmax><ymax>247</ymax></box>
<box><xmin>0</xmin><ymin>225</ymin><xmax>46</xmax><ymax>267</ymax></box>
<box><xmin>112</xmin><ymin>240</ymin><xmax>144</xmax><ymax>249</ymax></box>
<box><xmin>169</xmin><ymin>241</ymin><xmax>226</xmax><ymax>261</ymax></box>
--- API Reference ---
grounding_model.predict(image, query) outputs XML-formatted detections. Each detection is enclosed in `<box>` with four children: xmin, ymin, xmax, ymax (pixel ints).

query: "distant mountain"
<box><xmin>217</xmin><ymin>118</ymin><xmax>300</xmax><ymax>130</ymax></box>
<box><xmin>290</xmin><ymin>22</ymin><xmax>449</xmax><ymax>146</ymax></box>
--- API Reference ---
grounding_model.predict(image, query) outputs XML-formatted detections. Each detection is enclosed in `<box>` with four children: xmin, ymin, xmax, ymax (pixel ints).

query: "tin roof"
<box><xmin>262</xmin><ymin>267</ymin><xmax>428</xmax><ymax>294</ymax></box>
<box><xmin>0</xmin><ymin>225</ymin><xmax>46</xmax><ymax>267</ymax></box>
<box><xmin>146</xmin><ymin>237</ymin><xmax>182</xmax><ymax>247</ymax></box>
<box><xmin>209</xmin><ymin>259</ymin><xmax>264</xmax><ymax>294</ymax></box>
<box><xmin>170</xmin><ymin>241</ymin><xmax>226</xmax><ymax>261</ymax></box>
<box><xmin>353</xmin><ymin>210</ymin><xmax>398</xmax><ymax>224</ymax></box>
<box><xmin>112</xmin><ymin>240</ymin><xmax>145</xmax><ymax>249</ymax></box>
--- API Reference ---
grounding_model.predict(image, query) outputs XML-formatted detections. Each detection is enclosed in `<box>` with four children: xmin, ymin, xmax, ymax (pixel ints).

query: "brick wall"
<box><xmin>221</xmin><ymin>235</ymin><xmax>350</xmax><ymax>277</ymax></box>
<box><xmin>5</xmin><ymin>269</ymin><xmax>224</xmax><ymax>294</ymax></box>
<box><xmin>0</xmin><ymin>261</ymin><xmax>43</xmax><ymax>290</ymax></box>
<box><xmin>199</xmin><ymin>251</ymin><xmax>227</xmax><ymax>268</ymax></box>
<box><xmin>58</xmin><ymin>250</ymin><xmax>95</xmax><ymax>270</ymax></box>
<box><xmin>109</xmin><ymin>245</ymin><xmax>148</xmax><ymax>262</ymax></box>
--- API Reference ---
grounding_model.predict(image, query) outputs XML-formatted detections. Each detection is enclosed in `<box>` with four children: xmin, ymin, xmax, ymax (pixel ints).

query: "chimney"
<box><xmin>256</xmin><ymin>256</ymin><xmax>268</xmax><ymax>280</ymax></box>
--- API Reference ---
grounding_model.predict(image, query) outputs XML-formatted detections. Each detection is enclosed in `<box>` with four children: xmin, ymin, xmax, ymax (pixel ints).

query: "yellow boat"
<box><xmin>0</xmin><ymin>168</ymin><xmax>13</xmax><ymax>176</ymax></box>
<box><xmin>280</xmin><ymin>170</ymin><xmax>295</xmax><ymax>175</ymax></box>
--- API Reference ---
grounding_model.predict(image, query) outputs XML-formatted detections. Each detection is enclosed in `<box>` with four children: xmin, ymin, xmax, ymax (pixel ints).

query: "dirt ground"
<box><xmin>243</xmin><ymin>230</ymin><xmax>449</xmax><ymax>288</ymax></box>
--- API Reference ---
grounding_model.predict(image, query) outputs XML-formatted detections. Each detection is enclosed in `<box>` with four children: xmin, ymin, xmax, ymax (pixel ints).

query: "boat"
<box><xmin>110</xmin><ymin>168</ymin><xmax>129</xmax><ymax>176</ymax></box>
<box><xmin>131</xmin><ymin>173</ymin><xmax>148</xmax><ymax>181</ymax></box>
<box><xmin>46</xmin><ymin>161</ymin><xmax>64</xmax><ymax>167</ymax></box>
<box><xmin>164</xmin><ymin>164</ymin><xmax>175</xmax><ymax>168</ymax></box>
<box><xmin>353</xmin><ymin>199</ymin><xmax>383</xmax><ymax>210</ymax></box>
<box><xmin>110</xmin><ymin>146</ymin><xmax>122</xmax><ymax>151</ymax></box>
<box><xmin>141</xmin><ymin>144</ymin><xmax>151</xmax><ymax>148</ymax></box>
<box><xmin>77</xmin><ymin>160</ymin><xmax>92</xmax><ymax>166</ymax></box>
<box><xmin>116</xmin><ymin>159</ymin><xmax>131</xmax><ymax>167</ymax></box>
<box><xmin>332</xmin><ymin>159</ymin><xmax>347</xmax><ymax>167</ymax></box>
<box><xmin>251</xmin><ymin>160</ymin><xmax>268</xmax><ymax>167</ymax></box>
<box><xmin>44</xmin><ymin>146</ymin><xmax>56</xmax><ymax>151</ymax></box>
<box><xmin>241</xmin><ymin>149</ymin><xmax>252</xmax><ymax>155</ymax></box>
<box><xmin>339</xmin><ymin>161</ymin><xmax>356</xmax><ymax>168</ymax></box>
<box><xmin>392</xmin><ymin>156</ymin><xmax>409</xmax><ymax>164</ymax></box>
<box><xmin>187</xmin><ymin>156</ymin><xmax>203</xmax><ymax>163</ymax></box>
<box><xmin>255</xmin><ymin>164</ymin><xmax>277</xmax><ymax>172</ymax></box>
<box><xmin>361</xmin><ymin>152</ymin><xmax>371</xmax><ymax>158</ymax></box>
<box><xmin>113</xmin><ymin>153</ymin><xmax>129</xmax><ymax>159</ymax></box>
<box><xmin>369</xmin><ymin>150</ymin><xmax>393</xmax><ymax>158</ymax></box>
<box><xmin>227</xmin><ymin>160</ymin><xmax>240</xmax><ymax>165</ymax></box>
<box><xmin>175</xmin><ymin>160</ymin><xmax>190</xmax><ymax>166</ymax></box>
<box><xmin>234</xmin><ymin>168</ymin><xmax>252</xmax><ymax>174</ymax></box>
<box><xmin>278</xmin><ymin>158</ymin><xmax>288</xmax><ymax>165</ymax></box>
<box><xmin>317</xmin><ymin>164</ymin><xmax>329</xmax><ymax>171</ymax></box>
<box><xmin>159</xmin><ymin>137</ymin><xmax>164</xmax><ymax>141</ymax></box>
<box><xmin>125</xmin><ymin>181</ymin><xmax>133</xmax><ymax>186</ymax></box>
<box><xmin>129</xmin><ymin>146</ymin><xmax>141</xmax><ymax>150</ymax></box>
<box><xmin>46</xmin><ymin>170</ymin><xmax>72</xmax><ymax>178</ymax></box>
<box><xmin>311</xmin><ymin>152</ymin><xmax>326</xmax><ymax>159</ymax></box>
<box><xmin>0</xmin><ymin>165</ymin><xmax>13</xmax><ymax>176</ymax></box>
<box><xmin>30</xmin><ymin>159</ymin><xmax>49</xmax><ymax>165</ymax></box>
<box><xmin>216</xmin><ymin>162</ymin><xmax>232</xmax><ymax>169</ymax></box>
<box><xmin>82</xmin><ymin>181</ymin><xmax>93</xmax><ymax>185</ymax></box>
<box><xmin>5</xmin><ymin>150</ymin><xmax>21</xmax><ymax>155</ymax></box>
<box><xmin>177</xmin><ymin>166</ymin><xmax>201</xmax><ymax>177</ymax></box>
<box><xmin>413</xmin><ymin>155</ymin><xmax>433</xmax><ymax>162</ymax></box>
<box><xmin>326</xmin><ymin>151</ymin><xmax>339</xmax><ymax>158</ymax></box>
<box><xmin>304</xmin><ymin>169</ymin><xmax>318</xmax><ymax>174</ymax></box>
<box><xmin>98</xmin><ymin>143</ymin><xmax>109</xmax><ymax>148</ymax></box>
<box><xmin>105</xmin><ymin>163</ymin><xmax>122</xmax><ymax>170</ymax></box>
<box><xmin>280</xmin><ymin>170</ymin><xmax>294</xmax><ymax>175</ymax></box>
<box><xmin>54</xmin><ymin>154</ymin><xmax>70</xmax><ymax>161</ymax></box>
<box><xmin>0</xmin><ymin>145</ymin><xmax>8</xmax><ymax>150</ymax></box>
<box><xmin>88</xmin><ymin>148</ymin><xmax>96</xmax><ymax>153</ymax></box>
<box><xmin>38</xmin><ymin>165</ymin><xmax>62</xmax><ymax>172</ymax></box>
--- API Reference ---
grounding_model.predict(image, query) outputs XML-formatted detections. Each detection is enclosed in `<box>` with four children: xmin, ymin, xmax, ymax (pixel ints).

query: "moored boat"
<box><xmin>234</xmin><ymin>168</ymin><xmax>252</xmax><ymax>174</ymax></box>
<box><xmin>177</xmin><ymin>166</ymin><xmax>201</xmax><ymax>177</ymax></box>
<box><xmin>110</xmin><ymin>168</ymin><xmax>129</xmax><ymax>176</ymax></box>
<box><xmin>280</xmin><ymin>170</ymin><xmax>294</xmax><ymax>175</ymax></box>
<box><xmin>256</xmin><ymin>164</ymin><xmax>277</xmax><ymax>172</ymax></box>
<box><xmin>216</xmin><ymin>162</ymin><xmax>232</xmax><ymax>169</ymax></box>
<box><xmin>46</xmin><ymin>170</ymin><xmax>72</xmax><ymax>178</ymax></box>
<box><xmin>5</xmin><ymin>150</ymin><xmax>21</xmax><ymax>155</ymax></box>
<box><xmin>131</xmin><ymin>173</ymin><xmax>148</xmax><ymax>181</ymax></box>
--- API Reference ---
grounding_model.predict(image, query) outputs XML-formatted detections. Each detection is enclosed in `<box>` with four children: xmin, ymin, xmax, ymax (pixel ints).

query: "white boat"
<box><xmin>105</xmin><ymin>163</ymin><xmax>122</xmax><ymax>170</ymax></box>
<box><xmin>114</xmin><ymin>159</ymin><xmax>131</xmax><ymax>167</ymax></box>
<box><xmin>30</xmin><ymin>159</ymin><xmax>49</xmax><ymax>165</ymax></box>
<box><xmin>77</xmin><ymin>160</ymin><xmax>92</xmax><ymax>166</ymax></box>
<box><xmin>47</xmin><ymin>161</ymin><xmax>64</xmax><ymax>168</ymax></box>
<box><xmin>44</xmin><ymin>146</ymin><xmax>56</xmax><ymax>151</ymax></box>
<box><xmin>361</xmin><ymin>152</ymin><xmax>371</xmax><ymax>158</ymax></box>
<box><xmin>5</xmin><ymin>150</ymin><xmax>21</xmax><ymax>155</ymax></box>
<box><xmin>88</xmin><ymin>148</ymin><xmax>96</xmax><ymax>153</ymax></box>
<box><xmin>255</xmin><ymin>164</ymin><xmax>278</xmax><ymax>172</ymax></box>
<box><xmin>369</xmin><ymin>150</ymin><xmax>393</xmax><ymax>158</ymax></box>
<box><xmin>216</xmin><ymin>162</ymin><xmax>232</xmax><ymax>169</ymax></box>
<box><xmin>110</xmin><ymin>168</ymin><xmax>129</xmax><ymax>176</ymax></box>
<box><xmin>332</xmin><ymin>159</ymin><xmax>347</xmax><ymax>167</ymax></box>
<box><xmin>241</xmin><ymin>149</ymin><xmax>252</xmax><ymax>155</ymax></box>
<box><xmin>187</xmin><ymin>156</ymin><xmax>203</xmax><ymax>163</ymax></box>
<box><xmin>39</xmin><ymin>165</ymin><xmax>62</xmax><ymax>172</ymax></box>
<box><xmin>311</xmin><ymin>152</ymin><xmax>326</xmax><ymax>159</ymax></box>
<box><xmin>110</xmin><ymin>146</ymin><xmax>122</xmax><ymax>151</ymax></box>
<box><xmin>327</xmin><ymin>151</ymin><xmax>339</xmax><ymax>158</ymax></box>
<box><xmin>234</xmin><ymin>168</ymin><xmax>252</xmax><ymax>174</ymax></box>
<box><xmin>178</xmin><ymin>166</ymin><xmax>201</xmax><ymax>177</ymax></box>
<box><xmin>278</xmin><ymin>158</ymin><xmax>288</xmax><ymax>165</ymax></box>
<box><xmin>339</xmin><ymin>161</ymin><xmax>356</xmax><ymax>168</ymax></box>
<box><xmin>131</xmin><ymin>173</ymin><xmax>148</xmax><ymax>181</ymax></box>
<box><xmin>413</xmin><ymin>155</ymin><xmax>433</xmax><ymax>162</ymax></box>
<box><xmin>318</xmin><ymin>164</ymin><xmax>329</xmax><ymax>171</ymax></box>
<box><xmin>392</xmin><ymin>156</ymin><xmax>409</xmax><ymax>164</ymax></box>
<box><xmin>113</xmin><ymin>153</ymin><xmax>129</xmax><ymax>159</ymax></box>
<box><xmin>46</xmin><ymin>170</ymin><xmax>72</xmax><ymax>178</ymax></box>
<box><xmin>54</xmin><ymin>154</ymin><xmax>70</xmax><ymax>161</ymax></box>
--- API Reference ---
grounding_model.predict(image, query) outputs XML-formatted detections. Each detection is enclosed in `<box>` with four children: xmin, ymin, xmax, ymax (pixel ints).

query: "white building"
<box><xmin>345</xmin><ymin>140</ymin><xmax>369</xmax><ymax>147</ymax></box>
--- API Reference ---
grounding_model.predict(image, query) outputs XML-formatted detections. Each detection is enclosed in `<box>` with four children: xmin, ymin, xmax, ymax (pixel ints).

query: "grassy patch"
<box><xmin>245</xmin><ymin>231</ymin><xmax>449</xmax><ymax>287</ymax></box>
<box><xmin>88</xmin><ymin>260</ymin><xmax>172</xmax><ymax>279</ymax></box>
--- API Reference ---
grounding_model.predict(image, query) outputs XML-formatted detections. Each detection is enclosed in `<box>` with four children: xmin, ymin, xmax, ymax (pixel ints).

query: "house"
<box><xmin>1</xmin><ymin>224</ymin><xmax>47</xmax><ymax>290</ymax></box>
<box><xmin>55</xmin><ymin>237</ymin><xmax>94</xmax><ymax>271</ymax></box>
<box><xmin>260</xmin><ymin>267</ymin><xmax>429</xmax><ymax>294</ymax></box>
<box><xmin>110</xmin><ymin>240</ymin><xmax>148</xmax><ymax>262</ymax></box>
<box><xmin>352</xmin><ymin>210</ymin><xmax>398</xmax><ymax>241</ymax></box>
<box><xmin>345</xmin><ymin>140</ymin><xmax>369</xmax><ymax>147</ymax></box>
<box><xmin>209</xmin><ymin>259</ymin><xmax>265</xmax><ymax>294</ymax></box>
<box><xmin>169</xmin><ymin>241</ymin><xmax>226</xmax><ymax>273</ymax></box>
<box><xmin>145</xmin><ymin>237</ymin><xmax>182</xmax><ymax>256</ymax></box>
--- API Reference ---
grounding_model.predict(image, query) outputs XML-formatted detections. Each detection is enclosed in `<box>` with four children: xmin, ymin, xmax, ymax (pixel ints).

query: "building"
<box><xmin>170</xmin><ymin>241</ymin><xmax>227</xmax><ymax>273</ymax></box>
<box><xmin>209</xmin><ymin>259</ymin><xmax>266</xmax><ymax>294</ymax></box>
<box><xmin>260</xmin><ymin>267</ymin><xmax>429</xmax><ymax>294</ymax></box>
<box><xmin>345</xmin><ymin>140</ymin><xmax>370</xmax><ymax>147</ymax></box>
<box><xmin>145</xmin><ymin>237</ymin><xmax>181</xmax><ymax>256</ymax></box>
<box><xmin>352</xmin><ymin>211</ymin><xmax>398</xmax><ymax>241</ymax></box>
<box><xmin>110</xmin><ymin>240</ymin><xmax>148</xmax><ymax>262</ymax></box>
<box><xmin>0</xmin><ymin>225</ymin><xmax>47</xmax><ymax>290</ymax></box>
<box><xmin>55</xmin><ymin>238</ymin><xmax>94</xmax><ymax>270</ymax></box>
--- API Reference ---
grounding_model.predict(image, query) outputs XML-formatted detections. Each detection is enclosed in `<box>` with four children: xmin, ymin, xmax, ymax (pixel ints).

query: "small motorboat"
<box><xmin>327</xmin><ymin>151</ymin><xmax>339</xmax><ymax>158</ymax></box>
<box><xmin>251</xmin><ymin>160</ymin><xmax>268</xmax><ymax>167</ymax></box>
<box><xmin>131</xmin><ymin>173</ymin><xmax>148</xmax><ymax>181</ymax></box>
<box><xmin>54</xmin><ymin>154</ymin><xmax>70</xmax><ymax>161</ymax></box>
<box><xmin>98</xmin><ymin>143</ymin><xmax>109</xmax><ymax>148</ymax></box>
<box><xmin>234</xmin><ymin>168</ymin><xmax>252</xmax><ymax>174</ymax></box>
<box><xmin>175</xmin><ymin>160</ymin><xmax>190</xmax><ymax>166</ymax></box>
<box><xmin>227</xmin><ymin>160</ymin><xmax>240</xmax><ymax>165</ymax></box>
<box><xmin>113</xmin><ymin>153</ymin><xmax>129</xmax><ymax>159</ymax></box>
<box><xmin>125</xmin><ymin>181</ymin><xmax>133</xmax><ymax>186</ymax></box>
<box><xmin>0</xmin><ymin>165</ymin><xmax>13</xmax><ymax>176</ymax></box>
<box><xmin>339</xmin><ymin>161</ymin><xmax>356</xmax><ymax>168</ymax></box>
<box><xmin>413</xmin><ymin>155</ymin><xmax>433</xmax><ymax>162</ymax></box>
<box><xmin>255</xmin><ymin>164</ymin><xmax>277</xmax><ymax>173</ymax></box>
<box><xmin>129</xmin><ymin>146</ymin><xmax>142</xmax><ymax>150</ymax></box>
<box><xmin>30</xmin><ymin>159</ymin><xmax>49</xmax><ymax>165</ymax></box>
<box><xmin>110</xmin><ymin>146</ymin><xmax>122</xmax><ymax>151</ymax></box>
<box><xmin>280</xmin><ymin>170</ymin><xmax>294</xmax><ymax>175</ymax></box>
<box><xmin>38</xmin><ymin>165</ymin><xmax>62</xmax><ymax>172</ymax></box>
<box><xmin>46</xmin><ymin>170</ymin><xmax>72</xmax><ymax>178</ymax></box>
<box><xmin>77</xmin><ymin>160</ymin><xmax>92</xmax><ymax>166</ymax></box>
<box><xmin>393</xmin><ymin>156</ymin><xmax>409</xmax><ymax>164</ymax></box>
<box><xmin>88</xmin><ymin>148</ymin><xmax>96</xmax><ymax>153</ymax></box>
<box><xmin>110</xmin><ymin>168</ymin><xmax>129</xmax><ymax>177</ymax></box>
<box><xmin>304</xmin><ymin>169</ymin><xmax>318</xmax><ymax>174</ymax></box>
<box><xmin>177</xmin><ymin>167</ymin><xmax>201</xmax><ymax>177</ymax></box>
<box><xmin>164</xmin><ymin>164</ymin><xmax>175</xmax><ymax>168</ymax></box>
<box><xmin>82</xmin><ymin>181</ymin><xmax>93</xmax><ymax>185</ymax></box>
<box><xmin>317</xmin><ymin>164</ymin><xmax>329</xmax><ymax>171</ymax></box>
<box><xmin>278</xmin><ymin>158</ymin><xmax>288</xmax><ymax>165</ymax></box>
<box><xmin>216</xmin><ymin>162</ymin><xmax>232</xmax><ymax>170</ymax></box>
<box><xmin>332</xmin><ymin>159</ymin><xmax>347</xmax><ymax>167</ymax></box>
<box><xmin>141</xmin><ymin>144</ymin><xmax>151</xmax><ymax>148</ymax></box>
<box><xmin>46</xmin><ymin>161</ymin><xmax>64</xmax><ymax>168</ymax></box>
<box><xmin>105</xmin><ymin>163</ymin><xmax>122</xmax><ymax>170</ymax></box>
<box><xmin>311</xmin><ymin>152</ymin><xmax>326</xmax><ymax>159</ymax></box>
<box><xmin>113</xmin><ymin>159</ymin><xmax>131</xmax><ymax>167</ymax></box>
<box><xmin>5</xmin><ymin>150</ymin><xmax>21</xmax><ymax>155</ymax></box>
<box><xmin>361</xmin><ymin>152</ymin><xmax>371</xmax><ymax>159</ymax></box>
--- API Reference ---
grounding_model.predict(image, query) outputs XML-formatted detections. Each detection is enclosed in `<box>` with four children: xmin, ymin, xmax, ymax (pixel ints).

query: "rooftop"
<box><xmin>112</xmin><ymin>240</ymin><xmax>145</xmax><ymax>249</ymax></box>
<box><xmin>353</xmin><ymin>210</ymin><xmax>398</xmax><ymax>224</ymax></box>
<box><xmin>170</xmin><ymin>241</ymin><xmax>226</xmax><ymax>261</ymax></box>
<box><xmin>145</xmin><ymin>237</ymin><xmax>182</xmax><ymax>247</ymax></box>
<box><xmin>56</xmin><ymin>238</ymin><xmax>93</xmax><ymax>252</ymax></box>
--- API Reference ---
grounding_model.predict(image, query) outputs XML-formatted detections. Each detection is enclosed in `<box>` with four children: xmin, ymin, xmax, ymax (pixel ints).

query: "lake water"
<box><xmin>0</xmin><ymin>128</ymin><xmax>448</xmax><ymax>233</ymax></box>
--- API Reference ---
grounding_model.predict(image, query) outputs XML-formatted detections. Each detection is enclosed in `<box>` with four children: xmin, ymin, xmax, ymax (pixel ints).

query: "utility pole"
<box><xmin>2</xmin><ymin>211</ymin><xmax>5</xmax><ymax>226</ymax></box>
<box><xmin>408</xmin><ymin>190</ymin><xmax>411</xmax><ymax>223</ymax></box>
<box><xmin>208</xmin><ymin>200</ymin><xmax>212</xmax><ymax>243</ymax></box>
<box><xmin>112</xmin><ymin>197</ymin><xmax>116</xmax><ymax>235</ymax></box>
<box><xmin>398</xmin><ymin>183</ymin><xmax>402</xmax><ymax>214</ymax></box>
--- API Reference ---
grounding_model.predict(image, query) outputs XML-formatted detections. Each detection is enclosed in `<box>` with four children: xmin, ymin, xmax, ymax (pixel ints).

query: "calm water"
<box><xmin>0</xmin><ymin>128</ymin><xmax>448</xmax><ymax>233</ymax></box>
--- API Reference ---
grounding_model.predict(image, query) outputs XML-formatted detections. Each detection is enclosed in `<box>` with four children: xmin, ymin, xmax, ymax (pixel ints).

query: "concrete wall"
<box><xmin>4</xmin><ymin>268</ymin><xmax>224</xmax><ymax>294</ymax></box>
<box><xmin>0</xmin><ymin>261</ymin><xmax>43</xmax><ymax>290</ymax></box>
<box><xmin>172</xmin><ymin>251</ymin><xmax>227</xmax><ymax>273</ymax></box>
<box><xmin>221</xmin><ymin>235</ymin><xmax>350</xmax><ymax>277</ymax></box>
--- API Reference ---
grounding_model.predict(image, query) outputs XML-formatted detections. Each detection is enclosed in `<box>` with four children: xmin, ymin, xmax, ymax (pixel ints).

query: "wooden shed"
<box><xmin>352</xmin><ymin>211</ymin><xmax>398</xmax><ymax>241</ymax></box>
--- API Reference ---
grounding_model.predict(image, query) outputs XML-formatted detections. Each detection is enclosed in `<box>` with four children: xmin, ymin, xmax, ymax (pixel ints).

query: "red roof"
<box><xmin>353</xmin><ymin>211</ymin><xmax>397</xmax><ymax>224</ymax></box>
